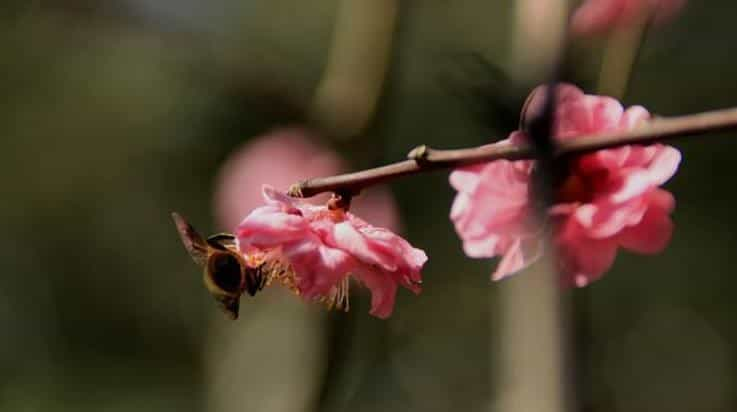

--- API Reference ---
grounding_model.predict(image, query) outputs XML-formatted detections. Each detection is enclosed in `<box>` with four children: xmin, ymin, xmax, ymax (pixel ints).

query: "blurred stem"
<box><xmin>496</xmin><ymin>76</ymin><xmax>571</xmax><ymax>412</ymax></box>
<box><xmin>309</xmin><ymin>1</ymin><xmax>399</xmax><ymax>411</ymax></box>
<box><xmin>495</xmin><ymin>254</ymin><xmax>569</xmax><ymax>412</ymax></box>
<box><xmin>510</xmin><ymin>0</ymin><xmax>570</xmax><ymax>84</ymax></box>
<box><xmin>309</xmin><ymin>0</ymin><xmax>397</xmax><ymax>139</ymax></box>
<box><xmin>289</xmin><ymin>106</ymin><xmax>737</xmax><ymax>198</ymax></box>
<box><xmin>597</xmin><ymin>11</ymin><xmax>652</xmax><ymax>98</ymax></box>
<box><xmin>509</xmin><ymin>2</ymin><xmax>574</xmax><ymax>407</ymax></box>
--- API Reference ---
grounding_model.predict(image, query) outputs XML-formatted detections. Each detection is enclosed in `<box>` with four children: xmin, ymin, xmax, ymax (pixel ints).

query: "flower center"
<box><xmin>554</xmin><ymin>165</ymin><xmax>608</xmax><ymax>204</ymax></box>
<box><xmin>557</xmin><ymin>174</ymin><xmax>591</xmax><ymax>203</ymax></box>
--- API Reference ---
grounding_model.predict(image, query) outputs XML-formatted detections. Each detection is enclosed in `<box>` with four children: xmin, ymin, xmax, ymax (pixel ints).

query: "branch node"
<box><xmin>408</xmin><ymin>145</ymin><xmax>430</xmax><ymax>164</ymax></box>
<box><xmin>287</xmin><ymin>182</ymin><xmax>305</xmax><ymax>198</ymax></box>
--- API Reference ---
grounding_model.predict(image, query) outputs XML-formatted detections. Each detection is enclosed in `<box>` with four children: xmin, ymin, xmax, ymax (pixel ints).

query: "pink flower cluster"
<box><xmin>210</xmin><ymin>84</ymin><xmax>682</xmax><ymax>318</ymax></box>
<box><xmin>450</xmin><ymin>84</ymin><xmax>681</xmax><ymax>287</ymax></box>
<box><xmin>236</xmin><ymin>186</ymin><xmax>427</xmax><ymax>318</ymax></box>
<box><xmin>571</xmin><ymin>0</ymin><xmax>685</xmax><ymax>35</ymax></box>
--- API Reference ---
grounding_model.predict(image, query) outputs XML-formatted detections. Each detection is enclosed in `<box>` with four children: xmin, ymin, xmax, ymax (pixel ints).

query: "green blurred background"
<box><xmin>2</xmin><ymin>1</ymin><xmax>736</xmax><ymax>411</ymax></box>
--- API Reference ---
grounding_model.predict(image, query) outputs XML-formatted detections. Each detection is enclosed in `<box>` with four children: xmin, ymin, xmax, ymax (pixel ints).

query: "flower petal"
<box><xmin>352</xmin><ymin>268</ymin><xmax>399</xmax><ymax>319</ymax></box>
<box><xmin>619</xmin><ymin>105</ymin><xmax>650</xmax><ymax>129</ymax></box>
<box><xmin>617</xmin><ymin>189</ymin><xmax>675</xmax><ymax>254</ymax></box>
<box><xmin>237</xmin><ymin>208</ymin><xmax>308</xmax><ymax>247</ymax></box>
<box><xmin>608</xmin><ymin>168</ymin><xmax>653</xmax><ymax>203</ymax></box>
<box><xmin>331</xmin><ymin>221</ymin><xmax>398</xmax><ymax>272</ymax></box>
<box><xmin>557</xmin><ymin>219</ymin><xmax>619</xmax><ymax>286</ymax></box>
<box><xmin>282</xmin><ymin>237</ymin><xmax>354</xmax><ymax>298</ymax></box>
<box><xmin>647</xmin><ymin>145</ymin><xmax>682</xmax><ymax>186</ymax></box>
<box><xmin>492</xmin><ymin>238</ymin><xmax>542</xmax><ymax>281</ymax></box>
<box><xmin>262</xmin><ymin>185</ymin><xmax>299</xmax><ymax>210</ymax></box>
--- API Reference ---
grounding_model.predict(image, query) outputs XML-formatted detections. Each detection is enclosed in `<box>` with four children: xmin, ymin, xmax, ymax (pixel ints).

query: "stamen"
<box><xmin>315</xmin><ymin>277</ymin><xmax>351</xmax><ymax>312</ymax></box>
<box><xmin>243</xmin><ymin>251</ymin><xmax>351</xmax><ymax>313</ymax></box>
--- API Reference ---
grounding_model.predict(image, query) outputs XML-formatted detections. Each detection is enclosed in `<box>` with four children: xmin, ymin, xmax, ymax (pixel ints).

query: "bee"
<box><xmin>171</xmin><ymin>212</ymin><xmax>265</xmax><ymax>319</ymax></box>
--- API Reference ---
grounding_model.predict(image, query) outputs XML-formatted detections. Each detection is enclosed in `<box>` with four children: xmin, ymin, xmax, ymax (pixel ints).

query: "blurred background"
<box><xmin>2</xmin><ymin>1</ymin><xmax>737</xmax><ymax>411</ymax></box>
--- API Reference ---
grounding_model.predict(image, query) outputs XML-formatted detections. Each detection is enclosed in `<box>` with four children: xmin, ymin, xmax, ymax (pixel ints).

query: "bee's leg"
<box><xmin>244</xmin><ymin>267</ymin><xmax>261</xmax><ymax>296</ymax></box>
<box><xmin>257</xmin><ymin>264</ymin><xmax>268</xmax><ymax>291</ymax></box>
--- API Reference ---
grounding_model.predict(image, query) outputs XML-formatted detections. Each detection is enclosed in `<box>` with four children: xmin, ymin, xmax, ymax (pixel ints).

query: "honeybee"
<box><xmin>171</xmin><ymin>212</ymin><xmax>265</xmax><ymax>319</ymax></box>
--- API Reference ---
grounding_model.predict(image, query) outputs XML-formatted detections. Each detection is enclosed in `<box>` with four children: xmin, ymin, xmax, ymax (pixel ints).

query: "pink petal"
<box><xmin>331</xmin><ymin>221</ymin><xmax>398</xmax><ymax>272</ymax></box>
<box><xmin>604</xmin><ymin>145</ymin><xmax>680</xmax><ymax>203</ymax></box>
<box><xmin>617</xmin><ymin>189</ymin><xmax>675</xmax><ymax>254</ymax></box>
<box><xmin>262</xmin><ymin>185</ymin><xmax>301</xmax><ymax>211</ymax></box>
<box><xmin>462</xmin><ymin>235</ymin><xmax>501</xmax><ymax>259</ymax></box>
<box><xmin>354</xmin><ymin>225</ymin><xmax>427</xmax><ymax>284</ymax></box>
<box><xmin>491</xmin><ymin>238</ymin><xmax>542</xmax><ymax>281</ymax></box>
<box><xmin>449</xmin><ymin>192</ymin><xmax>472</xmax><ymax>222</ymax></box>
<box><xmin>492</xmin><ymin>240</ymin><xmax>526</xmax><ymax>281</ymax></box>
<box><xmin>646</xmin><ymin>187</ymin><xmax>676</xmax><ymax>213</ymax></box>
<box><xmin>619</xmin><ymin>105</ymin><xmax>650</xmax><ymax>129</ymax></box>
<box><xmin>358</xmin><ymin>225</ymin><xmax>428</xmax><ymax>267</ymax></box>
<box><xmin>521</xmin><ymin>84</ymin><xmax>585</xmax><ymax>130</ymax></box>
<box><xmin>450</xmin><ymin>161</ymin><xmax>532</xmax><ymax>246</ymax></box>
<box><xmin>572</xmin><ymin>204</ymin><xmax>597</xmax><ymax>228</ymax></box>
<box><xmin>647</xmin><ymin>145</ymin><xmax>682</xmax><ymax>186</ymax></box>
<box><xmin>557</xmin><ymin>98</ymin><xmax>595</xmax><ymax>137</ymax></box>
<box><xmin>352</xmin><ymin>268</ymin><xmax>400</xmax><ymax>319</ymax></box>
<box><xmin>590</xmin><ymin>96</ymin><xmax>625</xmax><ymax>131</ymax></box>
<box><xmin>549</xmin><ymin>203</ymin><xmax>579</xmax><ymax>216</ymax></box>
<box><xmin>237</xmin><ymin>208</ymin><xmax>308</xmax><ymax>247</ymax></box>
<box><xmin>282</xmin><ymin>238</ymin><xmax>355</xmax><ymax>298</ymax></box>
<box><xmin>580</xmin><ymin>197</ymin><xmax>648</xmax><ymax>238</ymax></box>
<box><xmin>449</xmin><ymin>166</ymin><xmax>483</xmax><ymax>193</ymax></box>
<box><xmin>608</xmin><ymin>168</ymin><xmax>653</xmax><ymax>203</ymax></box>
<box><xmin>621</xmin><ymin>145</ymin><xmax>658</xmax><ymax>167</ymax></box>
<box><xmin>557</xmin><ymin>219</ymin><xmax>619</xmax><ymax>286</ymax></box>
<box><xmin>577</xmin><ymin>146</ymin><xmax>631</xmax><ymax>173</ymax></box>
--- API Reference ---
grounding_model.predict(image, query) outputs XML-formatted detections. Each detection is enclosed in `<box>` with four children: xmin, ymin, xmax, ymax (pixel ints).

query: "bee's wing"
<box><xmin>171</xmin><ymin>212</ymin><xmax>209</xmax><ymax>266</ymax></box>
<box><xmin>206</xmin><ymin>233</ymin><xmax>237</xmax><ymax>251</ymax></box>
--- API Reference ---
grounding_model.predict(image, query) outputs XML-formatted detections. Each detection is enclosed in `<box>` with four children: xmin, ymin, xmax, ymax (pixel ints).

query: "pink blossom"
<box><xmin>571</xmin><ymin>0</ymin><xmax>686</xmax><ymax>35</ymax></box>
<box><xmin>236</xmin><ymin>186</ymin><xmax>427</xmax><ymax>318</ymax></box>
<box><xmin>450</xmin><ymin>84</ymin><xmax>680</xmax><ymax>286</ymax></box>
<box><xmin>214</xmin><ymin>126</ymin><xmax>401</xmax><ymax>232</ymax></box>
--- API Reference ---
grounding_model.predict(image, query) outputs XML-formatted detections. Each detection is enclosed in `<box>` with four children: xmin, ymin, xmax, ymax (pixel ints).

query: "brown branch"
<box><xmin>289</xmin><ymin>106</ymin><xmax>737</xmax><ymax>198</ymax></box>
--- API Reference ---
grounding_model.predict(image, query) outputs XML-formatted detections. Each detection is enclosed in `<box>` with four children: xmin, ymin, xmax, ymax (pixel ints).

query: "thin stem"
<box><xmin>309</xmin><ymin>0</ymin><xmax>398</xmax><ymax>138</ymax></box>
<box><xmin>289</xmin><ymin>106</ymin><xmax>737</xmax><ymax>198</ymax></box>
<box><xmin>596</xmin><ymin>11</ymin><xmax>652</xmax><ymax>99</ymax></box>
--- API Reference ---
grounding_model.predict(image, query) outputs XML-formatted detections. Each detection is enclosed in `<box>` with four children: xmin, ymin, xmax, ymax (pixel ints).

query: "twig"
<box><xmin>289</xmin><ymin>106</ymin><xmax>737</xmax><ymax>198</ymax></box>
<box><xmin>596</xmin><ymin>10</ymin><xmax>652</xmax><ymax>99</ymax></box>
<box><xmin>309</xmin><ymin>0</ymin><xmax>398</xmax><ymax>138</ymax></box>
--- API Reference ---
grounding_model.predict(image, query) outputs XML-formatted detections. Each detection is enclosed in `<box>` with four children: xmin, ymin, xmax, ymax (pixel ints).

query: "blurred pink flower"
<box><xmin>450</xmin><ymin>84</ymin><xmax>680</xmax><ymax>286</ymax></box>
<box><xmin>571</xmin><ymin>0</ymin><xmax>686</xmax><ymax>35</ymax></box>
<box><xmin>214</xmin><ymin>127</ymin><xmax>401</xmax><ymax>232</ymax></box>
<box><xmin>236</xmin><ymin>186</ymin><xmax>427</xmax><ymax>318</ymax></box>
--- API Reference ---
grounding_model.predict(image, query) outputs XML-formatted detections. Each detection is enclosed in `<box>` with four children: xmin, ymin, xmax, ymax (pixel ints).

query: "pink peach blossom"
<box><xmin>571</xmin><ymin>0</ymin><xmax>686</xmax><ymax>35</ymax></box>
<box><xmin>450</xmin><ymin>84</ymin><xmax>680</xmax><ymax>286</ymax></box>
<box><xmin>213</xmin><ymin>126</ymin><xmax>401</xmax><ymax>232</ymax></box>
<box><xmin>236</xmin><ymin>186</ymin><xmax>427</xmax><ymax>318</ymax></box>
